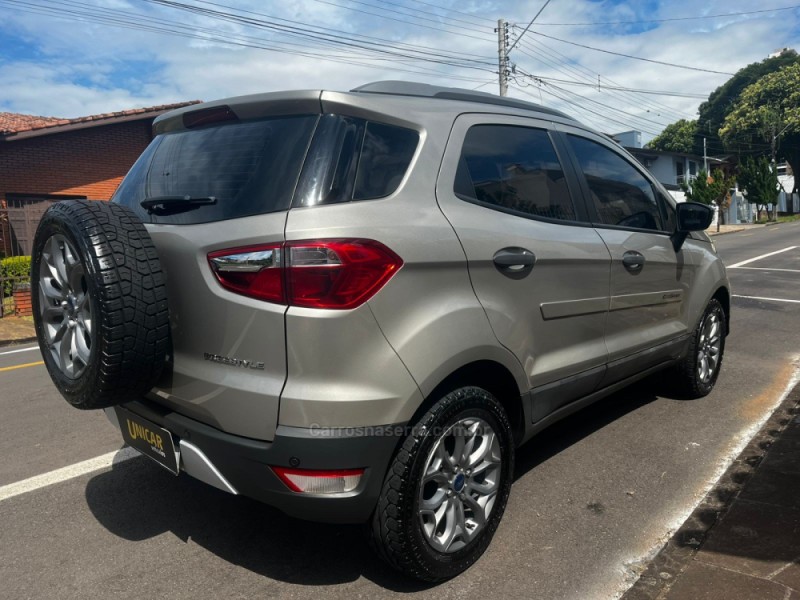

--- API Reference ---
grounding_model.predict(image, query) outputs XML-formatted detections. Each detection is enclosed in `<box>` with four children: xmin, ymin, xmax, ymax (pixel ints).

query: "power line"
<box><xmin>307</xmin><ymin>0</ymin><xmax>494</xmax><ymax>41</ymax></box>
<box><xmin>514</xmin><ymin>42</ymin><xmax>687</xmax><ymax>125</ymax></box>
<box><xmin>141</xmin><ymin>0</ymin><xmax>495</xmax><ymax>67</ymax></box>
<box><xmin>377</xmin><ymin>0</ymin><xmax>496</xmax><ymax>26</ymax></box>
<box><xmin>515</xmin><ymin>82</ymin><xmax>660</xmax><ymax>134</ymax></box>
<box><xmin>188</xmin><ymin>0</ymin><xmax>496</xmax><ymax>60</ymax></box>
<box><xmin>363</xmin><ymin>0</ymin><xmax>493</xmax><ymax>30</ymax></box>
<box><xmin>516</xmin><ymin>70</ymin><xmax>665</xmax><ymax>134</ymax></box>
<box><xmin>512</xmin><ymin>50</ymin><xmax>673</xmax><ymax>132</ymax></box>
<box><xmin>513</xmin><ymin>35</ymin><xmax>696</xmax><ymax>122</ymax></box>
<box><xmin>511</xmin><ymin>38</ymin><xmax>689</xmax><ymax>127</ymax></box>
<box><xmin>527</xmin><ymin>75</ymin><xmax>707</xmax><ymax>99</ymax></box>
<box><xmin>530</xmin><ymin>5</ymin><xmax>800</xmax><ymax>26</ymax></box>
<box><xmin>507</xmin><ymin>0</ymin><xmax>551</xmax><ymax>53</ymax></box>
<box><xmin>529</xmin><ymin>30</ymin><xmax>735</xmax><ymax>76</ymax></box>
<box><xmin>1</xmin><ymin>0</ymin><xmax>497</xmax><ymax>83</ymax></box>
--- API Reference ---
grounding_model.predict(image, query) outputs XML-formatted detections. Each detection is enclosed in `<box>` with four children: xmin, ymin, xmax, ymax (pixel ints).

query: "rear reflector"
<box><xmin>208</xmin><ymin>239</ymin><xmax>402</xmax><ymax>309</ymax></box>
<box><xmin>271</xmin><ymin>467</ymin><xmax>364</xmax><ymax>494</ymax></box>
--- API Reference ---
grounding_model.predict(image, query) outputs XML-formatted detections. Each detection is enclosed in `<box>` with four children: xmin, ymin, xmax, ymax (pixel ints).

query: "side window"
<box><xmin>568</xmin><ymin>135</ymin><xmax>665</xmax><ymax>232</ymax></box>
<box><xmin>354</xmin><ymin>122</ymin><xmax>419</xmax><ymax>200</ymax></box>
<box><xmin>295</xmin><ymin>116</ymin><xmax>419</xmax><ymax>207</ymax></box>
<box><xmin>454</xmin><ymin>125</ymin><xmax>577</xmax><ymax>222</ymax></box>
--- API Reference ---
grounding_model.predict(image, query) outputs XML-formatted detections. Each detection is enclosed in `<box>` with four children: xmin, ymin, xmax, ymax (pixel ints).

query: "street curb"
<box><xmin>0</xmin><ymin>336</ymin><xmax>38</xmax><ymax>349</ymax></box>
<box><xmin>707</xmin><ymin>228</ymin><xmax>745</xmax><ymax>237</ymax></box>
<box><xmin>622</xmin><ymin>380</ymin><xmax>800</xmax><ymax>600</ymax></box>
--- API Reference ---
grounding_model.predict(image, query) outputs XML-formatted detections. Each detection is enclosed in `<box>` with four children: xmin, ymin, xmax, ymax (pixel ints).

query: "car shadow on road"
<box><xmin>513</xmin><ymin>374</ymin><xmax>677</xmax><ymax>480</ymax></box>
<box><xmin>84</xmin><ymin>456</ymin><xmax>432</xmax><ymax>592</ymax></box>
<box><xmin>84</xmin><ymin>373</ymin><xmax>689</xmax><ymax>592</ymax></box>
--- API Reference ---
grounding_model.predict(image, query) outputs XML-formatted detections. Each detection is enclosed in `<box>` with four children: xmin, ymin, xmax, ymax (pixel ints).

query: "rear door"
<box><xmin>560</xmin><ymin>130</ymin><xmax>695</xmax><ymax>384</ymax></box>
<box><xmin>436</xmin><ymin>114</ymin><xmax>612</xmax><ymax>421</ymax></box>
<box><xmin>112</xmin><ymin>112</ymin><xmax>319</xmax><ymax>441</ymax></box>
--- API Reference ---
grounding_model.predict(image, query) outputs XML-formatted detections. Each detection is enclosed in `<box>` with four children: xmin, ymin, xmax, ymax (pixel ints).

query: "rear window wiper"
<box><xmin>140</xmin><ymin>195</ymin><xmax>217</xmax><ymax>215</ymax></box>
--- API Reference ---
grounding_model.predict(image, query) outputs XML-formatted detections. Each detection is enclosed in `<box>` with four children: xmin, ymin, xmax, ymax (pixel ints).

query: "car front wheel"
<box><xmin>672</xmin><ymin>298</ymin><xmax>726</xmax><ymax>398</ymax></box>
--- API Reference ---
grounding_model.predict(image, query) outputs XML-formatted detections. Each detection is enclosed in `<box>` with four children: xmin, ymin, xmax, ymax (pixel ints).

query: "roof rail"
<box><xmin>350</xmin><ymin>81</ymin><xmax>574</xmax><ymax>120</ymax></box>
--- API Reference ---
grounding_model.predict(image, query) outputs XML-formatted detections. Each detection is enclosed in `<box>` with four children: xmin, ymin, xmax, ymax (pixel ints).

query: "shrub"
<box><xmin>1</xmin><ymin>256</ymin><xmax>31</xmax><ymax>297</ymax></box>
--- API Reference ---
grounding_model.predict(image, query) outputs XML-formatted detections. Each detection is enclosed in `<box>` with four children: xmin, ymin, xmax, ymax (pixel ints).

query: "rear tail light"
<box><xmin>271</xmin><ymin>467</ymin><xmax>364</xmax><ymax>494</ymax></box>
<box><xmin>183</xmin><ymin>105</ymin><xmax>238</xmax><ymax>128</ymax></box>
<box><xmin>209</xmin><ymin>239</ymin><xmax>402</xmax><ymax>309</ymax></box>
<box><xmin>208</xmin><ymin>243</ymin><xmax>284</xmax><ymax>303</ymax></box>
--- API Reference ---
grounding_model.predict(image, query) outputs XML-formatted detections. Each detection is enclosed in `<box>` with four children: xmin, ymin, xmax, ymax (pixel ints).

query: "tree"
<box><xmin>737</xmin><ymin>157</ymin><xmax>780</xmax><ymax>221</ymax></box>
<box><xmin>719</xmin><ymin>62</ymin><xmax>800</xmax><ymax>195</ymax></box>
<box><xmin>695</xmin><ymin>50</ymin><xmax>799</xmax><ymax>158</ymax></box>
<box><xmin>680</xmin><ymin>168</ymin><xmax>735</xmax><ymax>226</ymax></box>
<box><xmin>648</xmin><ymin>119</ymin><xmax>696</xmax><ymax>153</ymax></box>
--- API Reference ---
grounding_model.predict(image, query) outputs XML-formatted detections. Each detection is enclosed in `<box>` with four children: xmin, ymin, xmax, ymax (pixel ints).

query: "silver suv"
<box><xmin>31</xmin><ymin>81</ymin><xmax>729</xmax><ymax>581</ymax></box>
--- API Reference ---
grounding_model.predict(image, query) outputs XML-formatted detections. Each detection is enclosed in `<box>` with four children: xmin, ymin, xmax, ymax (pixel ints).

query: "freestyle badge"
<box><xmin>203</xmin><ymin>352</ymin><xmax>266</xmax><ymax>370</ymax></box>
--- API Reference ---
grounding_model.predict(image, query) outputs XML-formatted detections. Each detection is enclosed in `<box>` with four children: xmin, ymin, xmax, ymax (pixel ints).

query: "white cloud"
<box><xmin>0</xmin><ymin>0</ymin><xmax>797</xmax><ymax>144</ymax></box>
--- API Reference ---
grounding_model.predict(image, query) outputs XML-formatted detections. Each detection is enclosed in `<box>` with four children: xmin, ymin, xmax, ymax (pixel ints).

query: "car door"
<box><xmin>435</xmin><ymin>114</ymin><xmax>612</xmax><ymax>421</ymax></box>
<box><xmin>559</xmin><ymin>129</ymin><xmax>695</xmax><ymax>385</ymax></box>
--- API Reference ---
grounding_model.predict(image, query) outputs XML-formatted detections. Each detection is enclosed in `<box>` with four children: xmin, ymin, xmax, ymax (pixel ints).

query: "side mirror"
<box><xmin>671</xmin><ymin>202</ymin><xmax>713</xmax><ymax>251</ymax></box>
<box><xmin>677</xmin><ymin>202</ymin><xmax>714</xmax><ymax>231</ymax></box>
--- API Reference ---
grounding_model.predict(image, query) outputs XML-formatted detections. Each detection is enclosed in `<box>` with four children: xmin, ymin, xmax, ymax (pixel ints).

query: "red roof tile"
<box><xmin>0</xmin><ymin>101</ymin><xmax>202</xmax><ymax>136</ymax></box>
<box><xmin>0</xmin><ymin>112</ymin><xmax>66</xmax><ymax>134</ymax></box>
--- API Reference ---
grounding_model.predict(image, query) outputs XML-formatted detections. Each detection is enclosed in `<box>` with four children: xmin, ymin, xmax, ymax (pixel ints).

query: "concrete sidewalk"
<box><xmin>707</xmin><ymin>224</ymin><xmax>765</xmax><ymax>236</ymax></box>
<box><xmin>624</xmin><ymin>382</ymin><xmax>800</xmax><ymax>600</ymax></box>
<box><xmin>0</xmin><ymin>317</ymin><xmax>36</xmax><ymax>346</ymax></box>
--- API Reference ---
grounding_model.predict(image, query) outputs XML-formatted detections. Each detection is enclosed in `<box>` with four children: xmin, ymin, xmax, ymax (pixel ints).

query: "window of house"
<box><xmin>567</xmin><ymin>135</ymin><xmax>665</xmax><ymax>232</ymax></box>
<box><xmin>454</xmin><ymin>125</ymin><xmax>576</xmax><ymax>222</ymax></box>
<box><xmin>689</xmin><ymin>161</ymin><xmax>698</xmax><ymax>176</ymax></box>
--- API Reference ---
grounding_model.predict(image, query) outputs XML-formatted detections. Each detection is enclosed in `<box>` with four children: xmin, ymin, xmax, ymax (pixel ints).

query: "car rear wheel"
<box><xmin>32</xmin><ymin>200</ymin><xmax>170</xmax><ymax>410</ymax></box>
<box><xmin>371</xmin><ymin>386</ymin><xmax>514</xmax><ymax>581</ymax></box>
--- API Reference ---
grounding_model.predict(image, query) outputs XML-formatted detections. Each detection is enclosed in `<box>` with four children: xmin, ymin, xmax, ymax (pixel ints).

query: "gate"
<box><xmin>0</xmin><ymin>195</ymin><xmax>85</xmax><ymax>317</ymax></box>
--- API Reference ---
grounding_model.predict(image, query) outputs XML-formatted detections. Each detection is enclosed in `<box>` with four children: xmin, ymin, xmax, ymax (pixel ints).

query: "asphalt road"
<box><xmin>2</xmin><ymin>222</ymin><xmax>799</xmax><ymax>600</ymax></box>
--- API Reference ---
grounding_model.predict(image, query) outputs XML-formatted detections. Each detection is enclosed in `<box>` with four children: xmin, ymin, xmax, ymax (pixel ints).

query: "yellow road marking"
<box><xmin>0</xmin><ymin>361</ymin><xmax>44</xmax><ymax>372</ymax></box>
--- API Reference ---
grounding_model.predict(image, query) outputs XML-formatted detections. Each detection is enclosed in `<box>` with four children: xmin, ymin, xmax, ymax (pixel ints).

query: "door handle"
<box><xmin>622</xmin><ymin>251</ymin><xmax>645</xmax><ymax>273</ymax></box>
<box><xmin>493</xmin><ymin>247</ymin><xmax>535</xmax><ymax>279</ymax></box>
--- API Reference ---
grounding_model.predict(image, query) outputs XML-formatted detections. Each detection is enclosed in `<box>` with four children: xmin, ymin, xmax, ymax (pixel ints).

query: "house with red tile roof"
<box><xmin>0</xmin><ymin>101</ymin><xmax>200</xmax><ymax>257</ymax></box>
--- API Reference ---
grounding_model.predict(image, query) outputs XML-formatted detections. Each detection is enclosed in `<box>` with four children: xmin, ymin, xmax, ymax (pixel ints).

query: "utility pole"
<box><xmin>769</xmin><ymin>122</ymin><xmax>792</xmax><ymax>219</ymax></box>
<box><xmin>496</xmin><ymin>19</ymin><xmax>509</xmax><ymax>97</ymax></box>
<box><xmin>703</xmin><ymin>137</ymin><xmax>707</xmax><ymax>173</ymax></box>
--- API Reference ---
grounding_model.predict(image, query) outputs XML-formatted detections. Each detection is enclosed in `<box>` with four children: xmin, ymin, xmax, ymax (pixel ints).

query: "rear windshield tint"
<box><xmin>112</xmin><ymin>115</ymin><xmax>318</xmax><ymax>224</ymax></box>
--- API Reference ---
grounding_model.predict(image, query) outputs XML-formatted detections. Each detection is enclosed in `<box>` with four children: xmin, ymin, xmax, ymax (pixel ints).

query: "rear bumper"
<box><xmin>104</xmin><ymin>399</ymin><xmax>404</xmax><ymax>524</ymax></box>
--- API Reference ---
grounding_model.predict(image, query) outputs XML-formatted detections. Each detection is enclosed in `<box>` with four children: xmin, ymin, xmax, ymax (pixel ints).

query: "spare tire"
<box><xmin>31</xmin><ymin>200</ymin><xmax>169</xmax><ymax>410</ymax></box>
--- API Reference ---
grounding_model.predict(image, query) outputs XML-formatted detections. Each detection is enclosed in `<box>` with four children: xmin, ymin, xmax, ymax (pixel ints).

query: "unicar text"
<box><xmin>126</xmin><ymin>418</ymin><xmax>166</xmax><ymax>458</ymax></box>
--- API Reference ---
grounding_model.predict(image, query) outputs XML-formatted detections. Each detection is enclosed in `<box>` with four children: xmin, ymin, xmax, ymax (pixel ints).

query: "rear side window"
<box><xmin>113</xmin><ymin>115</ymin><xmax>318</xmax><ymax>224</ymax></box>
<box><xmin>567</xmin><ymin>135</ymin><xmax>665</xmax><ymax>232</ymax></box>
<box><xmin>454</xmin><ymin>125</ymin><xmax>576</xmax><ymax>222</ymax></box>
<box><xmin>294</xmin><ymin>115</ymin><xmax>419</xmax><ymax>207</ymax></box>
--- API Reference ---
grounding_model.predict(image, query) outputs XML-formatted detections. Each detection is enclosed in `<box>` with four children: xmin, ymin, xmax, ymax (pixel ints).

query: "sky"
<box><xmin>1</xmin><ymin>0</ymin><xmax>799</xmax><ymax>144</ymax></box>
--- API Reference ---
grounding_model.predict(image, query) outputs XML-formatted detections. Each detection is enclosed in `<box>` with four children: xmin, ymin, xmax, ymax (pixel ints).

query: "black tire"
<box><xmin>671</xmin><ymin>298</ymin><xmax>726</xmax><ymax>399</ymax></box>
<box><xmin>31</xmin><ymin>200</ymin><xmax>169</xmax><ymax>410</ymax></box>
<box><xmin>371</xmin><ymin>387</ymin><xmax>514</xmax><ymax>582</ymax></box>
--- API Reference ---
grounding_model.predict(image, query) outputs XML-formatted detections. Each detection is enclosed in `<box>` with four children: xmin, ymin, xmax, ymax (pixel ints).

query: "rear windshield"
<box><xmin>112</xmin><ymin>115</ymin><xmax>318</xmax><ymax>224</ymax></box>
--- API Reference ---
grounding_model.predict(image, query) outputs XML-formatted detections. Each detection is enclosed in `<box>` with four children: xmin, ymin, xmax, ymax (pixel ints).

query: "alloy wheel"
<box><xmin>418</xmin><ymin>417</ymin><xmax>502</xmax><ymax>553</ymax></box>
<box><xmin>38</xmin><ymin>234</ymin><xmax>93</xmax><ymax>379</ymax></box>
<box><xmin>697</xmin><ymin>309</ymin><xmax>722</xmax><ymax>384</ymax></box>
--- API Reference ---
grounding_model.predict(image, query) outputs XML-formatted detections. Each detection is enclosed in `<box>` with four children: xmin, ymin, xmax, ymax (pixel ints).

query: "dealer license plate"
<box><xmin>115</xmin><ymin>407</ymin><xmax>180</xmax><ymax>475</ymax></box>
